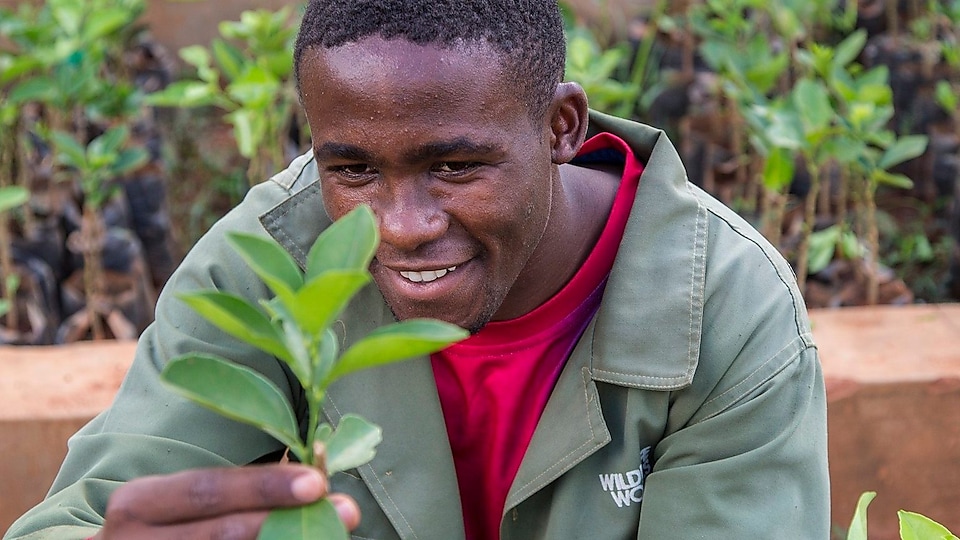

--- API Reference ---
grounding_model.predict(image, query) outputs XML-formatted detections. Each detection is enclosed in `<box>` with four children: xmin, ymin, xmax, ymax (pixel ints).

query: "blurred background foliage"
<box><xmin>0</xmin><ymin>0</ymin><xmax>959</xmax><ymax>347</ymax></box>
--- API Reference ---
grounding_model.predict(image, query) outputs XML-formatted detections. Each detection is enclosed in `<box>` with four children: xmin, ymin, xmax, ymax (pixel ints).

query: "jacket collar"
<box><xmin>586</xmin><ymin>111</ymin><xmax>706</xmax><ymax>391</ymax></box>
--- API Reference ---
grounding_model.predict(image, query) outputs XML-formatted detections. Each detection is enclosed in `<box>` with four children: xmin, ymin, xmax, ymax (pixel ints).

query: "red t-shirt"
<box><xmin>430</xmin><ymin>133</ymin><xmax>644</xmax><ymax>539</ymax></box>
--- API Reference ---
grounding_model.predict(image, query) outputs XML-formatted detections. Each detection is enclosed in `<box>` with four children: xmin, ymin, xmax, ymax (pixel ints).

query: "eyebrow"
<box><xmin>403</xmin><ymin>138</ymin><xmax>500</xmax><ymax>163</ymax></box>
<box><xmin>313</xmin><ymin>138</ymin><xmax>500</xmax><ymax>164</ymax></box>
<box><xmin>313</xmin><ymin>143</ymin><xmax>374</xmax><ymax>162</ymax></box>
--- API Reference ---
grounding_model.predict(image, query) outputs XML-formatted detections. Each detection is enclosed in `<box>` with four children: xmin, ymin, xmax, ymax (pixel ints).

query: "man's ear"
<box><xmin>548</xmin><ymin>82</ymin><xmax>589</xmax><ymax>164</ymax></box>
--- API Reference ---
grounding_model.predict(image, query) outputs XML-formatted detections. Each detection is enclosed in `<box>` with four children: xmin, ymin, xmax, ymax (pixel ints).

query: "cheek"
<box><xmin>320</xmin><ymin>182</ymin><xmax>365</xmax><ymax>221</ymax></box>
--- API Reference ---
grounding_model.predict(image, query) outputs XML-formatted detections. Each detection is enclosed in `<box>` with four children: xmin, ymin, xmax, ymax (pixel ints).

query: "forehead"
<box><xmin>298</xmin><ymin>36</ymin><xmax>530</xmax><ymax>129</ymax></box>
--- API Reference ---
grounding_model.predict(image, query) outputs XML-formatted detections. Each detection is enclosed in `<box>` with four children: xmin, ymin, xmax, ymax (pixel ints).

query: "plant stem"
<box><xmin>763</xmin><ymin>186</ymin><xmax>785</xmax><ymax>249</ymax></box>
<box><xmin>796</xmin><ymin>158</ymin><xmax>822</xmax><ymax>297</ymax></box>
<box><xmin>0</xmin><ymin>141</ymin><xmax>17</xmax><ymax>332</ymax></box>
<box><xmin>864</xmin><ymin>182</ymin><xmax>880</xmax><ymax>305</ymax></box>
<box><xmin>836</xmin><ymin>165</ymin><xmax>849</xmax><ymax>257</ymax></box>
<box><xmin>304</xmin><ymin>389</ymin><xmax>324</xmax><ymax>467</ymax></box>
<box><xmin>0</xmin><ymin>213</ymin><xmax>16</xmax><ymax>332</ymax></box>
<box><xmin>14</xmin><ymin>118</ymin><xmax>36</xmax><ymax>238</ymax></box>
<box><xmin>81</xmin><ymin>204</ymin><xmax>106</xmax><ymax>340</ymax></box>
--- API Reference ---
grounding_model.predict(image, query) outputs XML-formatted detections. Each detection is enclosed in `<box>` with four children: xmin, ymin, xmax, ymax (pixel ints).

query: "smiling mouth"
<box><xmin>399</xmin><ymin>266</ymin><xmax>458</xmax><ymax>283</ymax></box>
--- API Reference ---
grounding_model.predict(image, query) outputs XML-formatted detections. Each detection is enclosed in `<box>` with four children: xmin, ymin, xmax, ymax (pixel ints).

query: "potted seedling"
<box><xmin>159</xmin><ymin>205</ymin><xmax>469</xmax><ymax>539</ymax></box>
<box><xmin>49</xmin><ymin>125</ymin><xmax>149</xmax><ymax>340</ymax></box>
<box><xmin>144</xmin><ymin>7</ymin><xmax>301</xmax><ymax>186</ymax></box>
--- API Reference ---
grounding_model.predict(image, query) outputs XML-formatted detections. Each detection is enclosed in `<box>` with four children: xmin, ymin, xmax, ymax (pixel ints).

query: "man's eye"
<box><xmin>434</xmin><ymin>162</ymin><xmax>479</xmax><ymax>175</ymax></box>
<box><xmin>334</xmin><ymin>164</ymin><xmax>375</xmax><ymax>175</ymax></box>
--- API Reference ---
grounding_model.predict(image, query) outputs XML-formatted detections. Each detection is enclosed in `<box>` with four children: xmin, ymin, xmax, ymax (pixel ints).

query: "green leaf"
<box><xmin>292</xmin><ymin>271</ymin><xmax>370</xmax><ymax>337</ymax></box>
<box><xmin>226</xmin><ymin>232</ymin><xmax>303</xmax><ymax>304</ymax></box>
<box><xmin>50</xmin><ymin>131</ymin><xmax>87</xmax><ymax>169</ymax></box>
<box><xmin>878</xmin><ymin>135</ymin><xmax>928</xmax><ymax>170</ymax></box>
<box><xmin>211</xmin><ymin>38</ymin><xmax>245</xmax><ymax>81</ymax></box>
<box><xmin>313</xmin><ymin>328</ymin><xmax>338</xmax><ymax>389</ymax></box>
<box><xmin>873</xmin><ymin>170</ymin><xmax>914</xmax><ymax>189</ymax></box>
<box><xmin>276</xmin><ymin>318</ymin><xmax>311</xmax><ymax>386</ymax></box>
<box><xmin>840</xmin><ymin>231</ymin><xmax>863</xmax><ymax>259</ymax></box>
<box><xmin>178</xmin><ymin>290</ymin><xmax>291</xmax><ymax>363</ymax></box>
<box><xmin>832</xmin><ymin>29</ymin><xmax>867</xmax><ymax>69</ymax></box>
<box><xmin>762</xmin><ymin>146</ymin><xmax>795</xmax><ymax>191</ymax></box>
<box><xmin>111</xmin><ymin>148</ymin><xmax>149</xmax><ymax>177</ymax></box>
<box><xmin>0</xmin><ymin>186</ymin><xmax>29</xmax><ymax>213</ymax></box>
<box><xmin>226</xmin><ymin>109</ymin><xmax>260</xmax><ymax>158</ymax></box>
<box><xmin>262</xmin><ymin>51</ymin><xmax>294</xmax><ymax>80</ymax></box>
<box><xmin>161</xmin><ymin>354</ymin><xmax>302</xmax><ymax>451</ymax></box>
<box><xmin>794</xmin><ymin>79</ymin><xmax>833</xmax><ymax>134</ymax></box>
<box><xmin>0</xmin><ymin>54</ymin><xmax>43</xmax><ymax>84</ymax></box>
<box><xmin>899</xmin><ymin>510</ymin><xmax>959</xmax><ymax>540</ymax></box>
<box><xmin>258</xmin><ymin>498</ymin><xmax>348</xmax><ymax>540</ymax></box>
<box><xmin>51</xmin><ymin>0</ymin><xmax>83</xmax><ymax>36</ymax></box>
<box><xmin>846</xmin><ymin>491</ymin><xmax>875</xmax><ymax>540</ymax></box>
<box><xmin>143</xmin><ymin>80</ymin><xmax>220</xmax><ymax>108</ymax></box>
<box><xmin>765</xmin><ymin>106</ymin><xmax>805</xmax><ymax>149</ymax></box>
<box><xmin>227</xmin><ymin>65</ymin><xmax>279</xmax><ymax>108</ymax></box>
<box><xmin>180</xmin><ymin>45</ymin><xmax>212</xmax><ymax>73</ymax></box>
<box><xmin>936</xmin><ymin>81</ymin><xmax>958</xmax><ymax>112</ymax></box>
<box><xmin>306</xmin><ymin>205</ymin><xmax>379</xmax><ymax>280</ymax></box>
<box><xmin>88</xmin><ymin>126</ymin><xmax>128</xmax><ymax>161</ymax></box>
<box><xmin>330</xmin><ymin>319</ymin><xmax>468</xmax><ymax>381</ymax></box>
<box><xmin>808</xmin><ymin>226</ymin><xmax>839</xmax><ymax>274</ymax></box>
<box><xmin>8</xmin><ymin>76</ymin><xmax>58</xmax><ymax>104</ymax></box>
<box><xmin>324</xmin><ymin>414</ymin><xmax>382</xmax><ymax>474</ymax></box>
<box><xmin>81</xmin><ymin>8</ymin><xmax>130</xmax><ymax>42</ymax></box>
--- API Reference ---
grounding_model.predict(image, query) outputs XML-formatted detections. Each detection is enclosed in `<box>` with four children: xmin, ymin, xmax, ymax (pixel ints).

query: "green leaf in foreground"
<box><xmin>846</xmin><ymin>491</ymin><xmax>875</xmax><ymax>540</ymax></box>
<box><xmin>323</xmin><ymin>414</ymin><xmax>383</xmax><ymax>475</ymax></box>
<box><xmin>899</xmin><ymin>510</ymin><xmax>959</xmax><ymax>540</ymax></box>
<box><xmin>330</xmin><ymin>318</ymin><xmax>470</xmax><ymax>380</ymax></box>
<box><xmin>161</xmin><ymin>354</ymin><xmax>302</xmax><ymax>452</ymax></box>
<box><xmin>291</xmin><ymin>270</ymin><xmax>370</xmax><ymax>336</ymax></box>
<box><xmin>306</xmin><ymin>205</ymin><xmax>379</xmax><ymax>280</ymax></box>
<box><xmin>258</xmin><ymin>498</ymin><xmax>348</xmax><ymax>540</ymax></box>
<box><xmin>177</xmin><ymin>291</ymin><xmax>291</xmax><ymax>365</ymax></box>
<box><xmin>226</xmin><ymin>232</ymin><xmax>303</xmax><ymax>303</ymax></box>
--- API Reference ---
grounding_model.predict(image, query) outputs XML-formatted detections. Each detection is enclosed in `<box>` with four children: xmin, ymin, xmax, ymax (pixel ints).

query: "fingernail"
<box><xmin>290</xmin><ymin>470</ymin><xmax>323</xmax><ymax>502</ymax></box>
<box><xmin>332</xmin><ymin>497</ymin><xmax>359</xmax><ymax>523</ymax></box>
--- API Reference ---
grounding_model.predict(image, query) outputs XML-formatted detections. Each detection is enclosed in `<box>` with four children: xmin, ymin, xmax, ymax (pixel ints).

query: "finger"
<box><xmin>102</xmin><ymin>510</ymin><xmax>269</xmax><ymax>540</ymax></box>
<box><xmin>328</xmin><ymin>494</ymin><xmax>362</xmax><ymax>531</ymax></box>
<box><xmin>105</xmin><ymin>465</ymin><xmax>326</xmax><ymax>525</ymax></box>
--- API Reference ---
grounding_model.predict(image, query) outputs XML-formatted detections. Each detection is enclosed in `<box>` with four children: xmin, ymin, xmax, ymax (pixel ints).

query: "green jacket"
<box><xmin>5</xmin><ymin>112</ymin><xmax>829</xmax><ymax>540</ymax></box>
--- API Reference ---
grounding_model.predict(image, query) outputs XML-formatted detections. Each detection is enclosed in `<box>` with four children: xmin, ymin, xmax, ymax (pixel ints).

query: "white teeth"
<box><xmin>400</xmin><ymin>266</ymin><xmax>457</xmax><ymax>283</ymax></box>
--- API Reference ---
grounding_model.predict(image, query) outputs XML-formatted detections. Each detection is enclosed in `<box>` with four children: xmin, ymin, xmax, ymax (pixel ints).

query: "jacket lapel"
<box><xmin>505</xmin><ymin>320</ymin><xmax>611</xmax><ymax>511</ymax></box>
<box><xmin>323</xmin><ymin>345</ymin><xmax>466</xmax><ymax>539</ymax></box>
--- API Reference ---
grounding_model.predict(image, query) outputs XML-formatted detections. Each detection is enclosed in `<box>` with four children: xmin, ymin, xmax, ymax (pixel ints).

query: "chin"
<box><xmin>385</xmin><ymin>303</ymin><xmax>490</xmax><ymax>335</ymax></box>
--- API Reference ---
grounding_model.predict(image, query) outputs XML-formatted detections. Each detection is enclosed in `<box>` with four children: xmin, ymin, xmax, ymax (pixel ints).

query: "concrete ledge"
<box><xmin>811</xmin><ymin>304</ymin><xmax>960</xmax><ymax>539</ymax></box>
<box><xmin>0</xmin><ymin>341</ymin><xmax>136</xmax><ymax>531</ymax></box>
<box><xmin>2</xmin><ymin>305</ymin><xmax>959</xmax><ymax>537</ymax></box>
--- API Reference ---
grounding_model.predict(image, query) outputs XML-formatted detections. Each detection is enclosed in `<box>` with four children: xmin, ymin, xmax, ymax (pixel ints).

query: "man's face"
<box><xmin>299</xmin><ymin>37</ymin><xmax>558</xmax><ymax>333</ymax></box>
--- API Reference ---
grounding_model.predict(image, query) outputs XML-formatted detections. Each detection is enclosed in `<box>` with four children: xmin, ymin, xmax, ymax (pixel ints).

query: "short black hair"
<box><xmin>293</xmin><ymin>0</ymin><xmax>566</xmax><ymax>119</ymax></box>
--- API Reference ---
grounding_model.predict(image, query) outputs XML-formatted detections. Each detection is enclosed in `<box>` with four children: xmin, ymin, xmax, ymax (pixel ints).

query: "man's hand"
<box><xmin>91</xmin><ymin>464</ymin><xmax>361</xmax><ymax>539</ymax></box>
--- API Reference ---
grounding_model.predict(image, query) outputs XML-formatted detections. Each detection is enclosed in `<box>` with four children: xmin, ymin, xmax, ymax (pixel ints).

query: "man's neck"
<box><xmin>497</xmin><ymin>162</ymin><xmax>621</xmax><ymax>320</ymax></box>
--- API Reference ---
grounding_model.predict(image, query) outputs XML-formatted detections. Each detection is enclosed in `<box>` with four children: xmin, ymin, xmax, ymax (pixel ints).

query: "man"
<box><xmin>5</xmin><ymin>1</ymin><xmax>829</xmax><ymax>539</ymax></box>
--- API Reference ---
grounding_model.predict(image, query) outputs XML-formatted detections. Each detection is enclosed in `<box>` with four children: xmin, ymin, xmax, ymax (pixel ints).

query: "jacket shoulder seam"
<box><xmin>694</xmin><ymin>336</ymin><xmax>814</xmax><ymax>425</ymax></box>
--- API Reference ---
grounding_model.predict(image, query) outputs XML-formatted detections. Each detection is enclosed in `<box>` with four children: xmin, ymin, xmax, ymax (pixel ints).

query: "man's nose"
<box><xmin>373</xmin><ymin>179</ymin><xmax>448</xmax><ymax>251</ymax></box>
